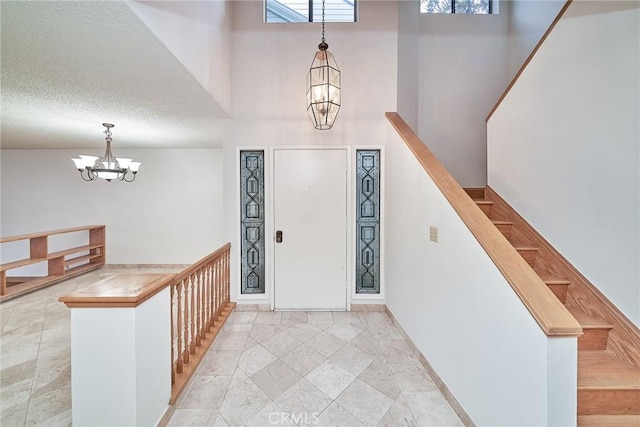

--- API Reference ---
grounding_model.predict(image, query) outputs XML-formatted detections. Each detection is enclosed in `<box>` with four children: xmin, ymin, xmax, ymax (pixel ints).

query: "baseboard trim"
<box><xmin>350</xmin><ymin>303</ymin><xmax>386</xmax><ymax>312</ymax></box>
<box><xmin>234</xmin><ymin>303</ymin><xmax>271</xmax><ymax>311</ymax></box>
<box><xmin>385</xmin><ymin>306</ymin><xmax>475</xmax><ymax>427</ymax></box>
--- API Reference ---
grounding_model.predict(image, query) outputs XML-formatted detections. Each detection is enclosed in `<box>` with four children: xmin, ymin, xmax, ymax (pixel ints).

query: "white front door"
<box><xmin>273</xmin><ymin>148</ymin><xmax>348</xmax><ymax>310</ymax></box>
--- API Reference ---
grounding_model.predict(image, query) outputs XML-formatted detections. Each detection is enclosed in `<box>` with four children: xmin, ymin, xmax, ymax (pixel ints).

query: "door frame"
<box><xmin>270</xmin><ymin>146</ymin><xmax>353</xmax><ymax>311</ymax></box>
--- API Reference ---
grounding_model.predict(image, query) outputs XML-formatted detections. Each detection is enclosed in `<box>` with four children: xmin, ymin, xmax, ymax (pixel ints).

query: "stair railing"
<box><xmin>386</xmin><ymin>112</ymin><xmax>581</xmax><ymax>337</ymax></box>
<box><xmin>169</xmin><ymin>243</ymin><xmax>235</xmax><ymax>403</ymax></box>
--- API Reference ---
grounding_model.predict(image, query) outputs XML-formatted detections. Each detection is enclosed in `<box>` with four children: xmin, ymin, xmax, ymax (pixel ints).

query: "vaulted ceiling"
<box><xmin>1</xmin><ymin>0</ymin><xmax>227</xmax><ymax>149</ymax></box>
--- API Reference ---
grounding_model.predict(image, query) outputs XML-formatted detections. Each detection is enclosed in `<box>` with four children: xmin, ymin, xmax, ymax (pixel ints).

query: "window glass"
<box><xmin>420</xmin><ymin>0</ymin><xmax>495</xmax><ymax>14</ymax></box>
<box><xmin>265</xmin><ymin>0</ymin><xmax>356</xmax><ymax>23</ymax></box>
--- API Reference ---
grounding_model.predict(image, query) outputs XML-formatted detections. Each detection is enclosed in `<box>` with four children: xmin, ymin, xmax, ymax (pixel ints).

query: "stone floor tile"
<box><xmin>359</xmin><ymin>357</ymin><xmax>401</xmax><ymax>400</ymax></box>
<box><xmin>335</xmin><ymin>379</ymin><xmax>393</xmax><ymax>426</ymax></box>
<box><xmin>218</xmin><ymin>378</ymin><xmax>271</xmax><ymax>426</ymax></box>
<box><xmin>237</xmin><ymin>343</ymin><xmax>277</xmax><ymax>376</ymax></box>
<box><xmin>316</xmin><ymin>402</ymin><xmax>364</xmax><ymax>427</ymax></box>
<box><xmin>261</xmin><ymin>331</ymin><xmax>302</xmax><ymax>358</ymax></box>
<box><xmin>177</xmin><ymin>375</ymin><xmax>231</xmax><ymax>409</ymax></box>
<box><xmin>377</xmin><ymin>394</ymin><xmax>418</xmax><ymax>427</ymax></box>
<box><xmin>249</xmin><ymin>324</ymin><xmax>282</xmax><ymax>343</ymax></box>
<box><xmin>280</xmin><ymin>343</ymin><xmax>326</xmax><ymax>377</ymax></box>
<box><xmin>198</xmin><ymin>350</ymin><xmax>242</xmax><ymax>376</ymax></box>
<box><xmin>167</xmin><ymin>408</ymin><xmax>215</xmax><ymax>426</ymax></box>
<box><xmin>254</xmin><ymin>311</ymin><xmax>282</xmax><ymax>324</ymax></box>
<box><xmin>403</xmin><ymin>390</ymin><xmax>464</xmax><ymax>426</ymax></box>
<box><xmin>284</xmin><ymin>323</ymin><xmax>322</xmax><ymax>343</ymax></box>
<box><xmin>274</xmin><ymin>378</ymin><xmax>332</xmax><ymax>421</ymax></box>
<box><xmin>305</xmin><ymin>332</ymin><xmax>345</xmax><ymax>358</ymax></box>
<box><xmin>307</xmin><ymin>312</ymin><xmax>333</xmax><ymax>328</ymax></box>
<box><xmin>324</xmin><ymin>323</ymin><xmax>363</xmax><ymax>342</ymax></box>
<box><xmin>329</xmin><ymin>343</ymin><xmax>374</xmax><ymax>377</ymax></box>
<box><xmin>305</xmin><ymin>361</ymin><xmax>356</xmax><ymax>400</ymax></box>
<box><xmin>251</xmin><ymin>359</ymin><xmax>302</xmax><ymax>400</ymax></box>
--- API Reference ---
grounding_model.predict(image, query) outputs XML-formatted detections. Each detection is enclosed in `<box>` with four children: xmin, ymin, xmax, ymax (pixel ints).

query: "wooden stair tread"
<box><xmin>491</xmin><ymin>220</ymin><xmax>512</xmax><ymax>225</ymax></box>
<box><xmin>533</xmin><ymin>269</ymin><xmax>571</xmax><ymax>285</ymax></box>
<box><xmin>474</xmin><ymin>200</ymin><xmax>493</xmax><ymax>204</ymax></box>
<box><xmin>577</xmin><ymin>415</ymin><xmax>640</xmax><ymax>426</ymax></box>
<box><xmin>513</xmin><ymin>245</ymin><xmax>538</xmax><ymax>251</ymax></box>
<box><xmin>578</xmin><ymin>351</ymin><xmax>640</xmax><ymax>390</ymax></box>
<box><xmin>569</xmin><ymin>310</ymin><xmax>614</xmax><ymax>330</ymax></box>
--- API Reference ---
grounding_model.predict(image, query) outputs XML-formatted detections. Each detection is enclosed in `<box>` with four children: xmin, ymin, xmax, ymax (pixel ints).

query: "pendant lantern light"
<box><xmin>306</xmin><ymin>0</ymin><xmax>341</xmax><ymax>130</ymax></box>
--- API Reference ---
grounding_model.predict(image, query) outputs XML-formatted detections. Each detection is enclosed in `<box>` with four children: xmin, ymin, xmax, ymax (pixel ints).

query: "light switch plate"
<box><xmin>429</xmin><ymin>226</ymin><xmax>438</xmax><ymax>243</ymax></box>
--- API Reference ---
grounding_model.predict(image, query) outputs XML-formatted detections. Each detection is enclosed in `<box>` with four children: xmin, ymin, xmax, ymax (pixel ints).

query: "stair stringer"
<box><xmin>485</xmin><ymin>186</ymin><xmax>640</xmax><ymax>369</ymax></box>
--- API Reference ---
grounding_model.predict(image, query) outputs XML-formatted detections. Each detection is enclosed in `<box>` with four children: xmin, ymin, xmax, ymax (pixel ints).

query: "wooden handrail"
<box><xmin>170</xmin><ymin>242</ymin><xmax>235</xmax><ymax>403</ymax></box>
<box><xmin>386</xmin><ymin>112</ymin><xmax>581</xmax><ymax>336</ymax></box>
<box><xmin>486</xmin><ymin>0</ymin><xmax>573</xmax><ymax>122</ymax></box>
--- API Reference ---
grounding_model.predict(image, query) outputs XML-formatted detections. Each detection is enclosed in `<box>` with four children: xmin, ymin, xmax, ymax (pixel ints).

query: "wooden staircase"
<box><xmin>465</xmin><ymin>187</ymin><xmax>640</xmax><ymax>426</ymax></box>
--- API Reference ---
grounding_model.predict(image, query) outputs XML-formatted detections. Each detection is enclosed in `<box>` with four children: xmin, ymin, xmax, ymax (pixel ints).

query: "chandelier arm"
<box><xmin>80</xmin><ymin>169</ymin><xmax>93</xmax><ymax>181</ymax></box>
<box><xmin>122</xmin><ymin>171</ymin><xmax>136</xmax><ymax>183</ymax></box>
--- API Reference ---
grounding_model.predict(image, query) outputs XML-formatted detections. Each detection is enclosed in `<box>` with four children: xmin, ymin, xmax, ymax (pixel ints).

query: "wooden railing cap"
<box><xmin>59</xmin><ymin>273</ymin><xmax>176</xmax><ymax>308</ymax></box>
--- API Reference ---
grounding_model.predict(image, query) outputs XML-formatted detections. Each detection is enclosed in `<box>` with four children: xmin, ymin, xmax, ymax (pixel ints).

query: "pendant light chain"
<box><xmin>321</xmin><ymin>0</ymin><xmax>325</xmax><ymax>43</ymax></box>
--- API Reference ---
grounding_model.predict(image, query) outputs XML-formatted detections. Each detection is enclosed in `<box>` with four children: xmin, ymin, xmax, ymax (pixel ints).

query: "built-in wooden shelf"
<box><xmin>0</xmin><ymin>225</ymin><xmax>106</xmax><ymax>301</ymax></box>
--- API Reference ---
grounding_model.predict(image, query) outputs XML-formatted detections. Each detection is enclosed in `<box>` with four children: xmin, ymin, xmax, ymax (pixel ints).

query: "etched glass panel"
<box><xmin>356</xmin><ymin>150</ymin><xmax>380</xmax><ymax>294</ymax></box>
<box><xmin>240</xmin><ymin>151</ymin><xmax>265</xmax><ymax>294</ymax></box>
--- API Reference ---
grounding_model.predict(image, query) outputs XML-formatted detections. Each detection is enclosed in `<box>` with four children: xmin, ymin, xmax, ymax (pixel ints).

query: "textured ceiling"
<box><xmin>0</xmin><ymin>1</ymin><xmax>227</xmax><ymax>149</ymax></box>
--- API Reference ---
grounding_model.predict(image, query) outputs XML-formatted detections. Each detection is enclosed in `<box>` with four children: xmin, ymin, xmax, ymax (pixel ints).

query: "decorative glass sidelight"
<box><xmin>240</xmin><ymin>151</ymin><xmax>265</xmax><ymax>294</ymax></box>
<box><xmin>356</xmin><ymin>150</ymin><xmax>381</xmax><ymax>293</ymax></box>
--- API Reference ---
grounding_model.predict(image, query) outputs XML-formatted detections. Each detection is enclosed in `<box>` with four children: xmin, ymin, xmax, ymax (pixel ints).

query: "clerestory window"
<box><xmin>265</xmin><ymin>0</ymin><xmax>357</xmax><ymax>23</ymax></box>
<box><xmin>420</xmin><ymin>0</ymin><xmax>496</xmax><ymax>14</ymax></box>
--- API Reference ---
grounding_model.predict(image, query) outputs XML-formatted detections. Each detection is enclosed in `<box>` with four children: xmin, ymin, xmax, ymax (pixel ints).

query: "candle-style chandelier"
<box><xmin>71</xmin><ymin>123</ymin><xmax>141</xmax><ymax>182</ymax></box>
<box><xmin>306</xmin><ymin>0</ymin><xmax>341</xmax><ymax>130</ymax></box>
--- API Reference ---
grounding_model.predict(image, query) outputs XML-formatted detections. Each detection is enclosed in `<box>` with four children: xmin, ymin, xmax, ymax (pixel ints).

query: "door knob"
<box><xmin>276</xmin><ymin>230</ymin><xmax>283</xmax><ymax>243</ymax></box>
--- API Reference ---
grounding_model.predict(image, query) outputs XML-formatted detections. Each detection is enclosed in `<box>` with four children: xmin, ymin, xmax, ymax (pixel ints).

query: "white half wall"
<box><xmin>488</xmin><ymin>1</ymin><xmax>640</xmax><ymax>326</ymax></box>
<box><xmin>0</xmin><ymin>148</ymin><xmax>224</xmax><ymax>264</ymax></box>
<box><xmin>385</xmin><ymin>121</ymin><xmax>577</xmax><ymax>426</ymax></box>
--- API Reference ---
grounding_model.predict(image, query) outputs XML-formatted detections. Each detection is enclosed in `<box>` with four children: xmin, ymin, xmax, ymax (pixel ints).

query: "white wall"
<box><xmin>506</xmin><ymin>0</ymin><xmax>566</xmax><ymax>79</ymax></box>
<box><xmin>384</xmin><ymin>121</ymin><xmax>577</xmax><ymax>426</ymax></box>
<box><xmin>225</xmin><ymin>1</ymin><xmax>398</xmax><ymax>302</ymax></box>
<box><xmin>397</xmin><ymin>1</ymin><xmax>420</xmax><ymax>132</ymax></box>
<box><xmin>1</xmin><ymin>148</ymin><xmax>224</xmax><ymax>264</ymax></box>
<box><xmin>488</xmin><ymin>1</ymin><xmax>640</xmax><ymax>326</ymax></box>
<box><xmin>128</xmin><ymin>0</ymin><xmax>233</xmax><ymax>116</ymax></box>
<box><xmin>416</xmin><ymin>7</ymin><xmax>510</xmax><ymax>187</ymax></box>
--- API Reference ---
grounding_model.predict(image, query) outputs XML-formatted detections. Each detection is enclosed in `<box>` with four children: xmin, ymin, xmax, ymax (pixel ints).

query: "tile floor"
<box><xmin>169</xmin><ymin>310</ymin><xmax>464</xmax><ymax>426</ymax></box>
<box><xmin>1</xmin><ymin>268</ymin><xmax>464</xmax><ymax>426</ymax></box>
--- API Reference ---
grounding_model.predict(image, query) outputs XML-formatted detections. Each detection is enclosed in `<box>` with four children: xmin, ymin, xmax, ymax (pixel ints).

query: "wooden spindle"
<box><xmin>176</xmin><ymin>280</ymin><xmax>184</xmax><ymax>373</ymax></box>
